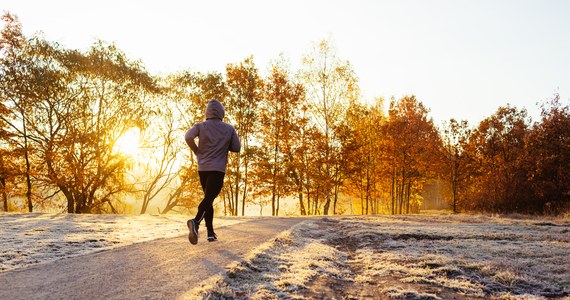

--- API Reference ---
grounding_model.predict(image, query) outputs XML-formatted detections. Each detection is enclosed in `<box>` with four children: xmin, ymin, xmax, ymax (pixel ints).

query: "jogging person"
<box><xmin>185</xmin><ymin>99</ymin><xmax>240</xmax><ymax>244</ymax></box>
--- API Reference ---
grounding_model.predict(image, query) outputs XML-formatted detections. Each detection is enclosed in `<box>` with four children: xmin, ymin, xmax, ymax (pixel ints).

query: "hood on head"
<box><xmin>205</xmin><ymin>99</ymin><xmax>225</xmax><ymax>120</ymax></box>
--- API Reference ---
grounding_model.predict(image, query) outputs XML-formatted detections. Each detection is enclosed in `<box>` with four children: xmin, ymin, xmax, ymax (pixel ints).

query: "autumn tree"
<box><xmin>0</xmin><ymin>12</ymin><xmax>36</xmax><ymax>211</ymax></box>
<box><xmin>29</xmin><ymin>41</ymin><xmax>160</xmax><ymax>213</ymax></box>
<box><xmin>285</xmin><ymin>105</ymin><xmax>319</xmax><ymax>215</ymax></box>
<box><xmin>225</xmin><ymin>57</ymin><xmax>261</xmax><ymax>216</ymax></box>
<box><xmin>0</xmin><ymin>93</ymin><xmax>13</xmax><ymax>211</ymax></box>
<box><xmin>340</xmin><ymin>98</ymin><xmax>387</xmax><ymax>215</ymax></box>
<box><xmin>339</xmin><ymin>100</ymin><xmax>369</xmax><ymax>214</ymax></box>
<box><xmin>300</xmin><ymin>39</ymin><xmax>359</xmax><ymax>215</ymax></box>
<box><xmin>464</xmin><ymin>105</ymin><xmax>530</xmax><ymax>212</ymax></box>
<box><xmin>385</xmin><ymin>96</ymin><xmax>440</xmax><ymax>214</ymax></box>
<box><xmin>525</xmin><ymin>94</ymin><xmax>570</xmax><ymax>214</ymax></box>
<box><xmin>0</xmin><ymin>14</ymin><xmax>16</xmax><ymax>211</ymax></box>
<box><xmin>255</xmin><ymin>61</ymin><xmax>305</xmax><ymax>216</ymax></box>
<box><xmin>439</xmin><ymin>119</ymin><xmax>472</xmax><ymax>213</ymax></box>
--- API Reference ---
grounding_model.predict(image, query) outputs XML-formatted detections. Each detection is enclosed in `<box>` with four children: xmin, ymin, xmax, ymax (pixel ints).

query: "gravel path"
<box><xmin>0</xmin><ymin>217</ymin><xmax>307</xmax><ymax>300</ymax></box>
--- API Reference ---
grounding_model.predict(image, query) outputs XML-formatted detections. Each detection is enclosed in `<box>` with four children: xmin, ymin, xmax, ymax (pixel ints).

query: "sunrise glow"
<box><xmin>114</xmin><ymin>128</ymin><xmax>143</xmax><ymax>157</ymax></box>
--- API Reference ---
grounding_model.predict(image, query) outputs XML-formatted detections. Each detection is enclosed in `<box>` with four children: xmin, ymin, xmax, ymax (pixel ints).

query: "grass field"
<box><xmin>190</xmin><ymin>214</ymin><xmax>570</xmax><ymax>300</ymax></box>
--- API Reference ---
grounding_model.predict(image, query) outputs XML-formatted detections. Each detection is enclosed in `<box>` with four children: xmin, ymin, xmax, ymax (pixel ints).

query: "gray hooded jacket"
<box><xmin>185</xmin><ymin>99</ymin><xmax>241</xmax><ymax>173</ymax></box>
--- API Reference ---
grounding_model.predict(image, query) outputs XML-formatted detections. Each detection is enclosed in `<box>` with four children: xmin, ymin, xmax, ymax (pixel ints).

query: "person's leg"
<box><xmin>194</xmin><ymin>171</ymin><xmax>207</xmax><ymax>225</ymax></box>
<box><xmin>199</xmin><ymin>171</ymin><xmax>208</xmax><ymax>193</ymax></box>
<box><xmin>204</xmin><ymin>205</ymin><xmax>214</xmax><ymax>232</ymax></box>
<box><xmin>204</xmin><ymin>172</ymin><xmax>224</xmax><ymax>241</ymax></box>
<box><xmin>194</xmin><ymin>171</ymin><xmax>225</xmax><ymax>229</ymax></box>
<box><xmin>188</xmin><ymin>171</ymin><xmax>210</xmax><ymax>245</ymax></box>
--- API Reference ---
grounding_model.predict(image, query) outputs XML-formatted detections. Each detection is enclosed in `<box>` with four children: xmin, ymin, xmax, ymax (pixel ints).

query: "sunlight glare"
<box><xmin>115</xmin><ymin>127</ymin><xmax>142</xmax><ymax>157</ymax></box>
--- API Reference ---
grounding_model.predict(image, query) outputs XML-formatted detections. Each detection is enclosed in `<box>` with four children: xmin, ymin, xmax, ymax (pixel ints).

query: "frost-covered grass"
<box><xmin>190</xmin><ymin>214</ymin><xmax>570</xmax><ymax>299</ymax></box>
<box><xmin>0</xmin><ymin>212</ymin><xmax>243</xmax><ymax>272</ymax></box>
<box><xmin>188</xmin><ymin>219</ymin><xmax>353</xmax><ymax>299</ymax></box>
<box><xmin>2</xmin><ymin>212</ymin><xmax>568</xmax><ymax>299</ymax></box>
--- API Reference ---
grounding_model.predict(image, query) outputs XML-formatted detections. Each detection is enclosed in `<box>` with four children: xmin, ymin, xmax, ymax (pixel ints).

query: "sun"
<box><xmin>114</xmin><ymin>127</ymin><xmax>142</xmax><ymax>157</ymax></box>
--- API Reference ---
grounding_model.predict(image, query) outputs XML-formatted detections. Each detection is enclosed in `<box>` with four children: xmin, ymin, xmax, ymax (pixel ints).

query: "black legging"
<box><xmin>194</xmin><ymin>171</ymin><xmax>225</xmax><ymax>231</ymax></box>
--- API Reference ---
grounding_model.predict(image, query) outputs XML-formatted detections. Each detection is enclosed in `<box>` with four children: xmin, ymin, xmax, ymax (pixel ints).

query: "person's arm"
<box><xmin>229</xmin><ymin>127</ymin><xmax>241</xmax><ymax>153</ymax></box>
<box><xmin>184</xmin><ymin>125</ymin><xmax>199</xmax><ymax>155</ymax></box>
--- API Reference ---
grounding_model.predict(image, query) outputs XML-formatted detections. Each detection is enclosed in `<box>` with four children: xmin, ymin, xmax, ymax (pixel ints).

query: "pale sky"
<box><xmin>3</xmin><ymin>0</ymin><xmax>570</xmax><ymax>125</ymax></box>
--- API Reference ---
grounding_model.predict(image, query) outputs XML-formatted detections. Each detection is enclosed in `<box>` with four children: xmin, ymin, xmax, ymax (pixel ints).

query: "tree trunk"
<box><xmin>391</xmin><ymin>168</ymin><xmax>395</xmax><ymax>215</ymax></box>
<box><xmin>365</xmin><ymin>190</ymin><xmax>369</xmax><ymax>215</ymax></box>
<box><xmin>406</xmin><ymin>182</ymin><xmax>412</xmax><ymax>214</ymax></box>
<box><xmin>298</xmin><ymin>189</ymin><xmax>306</xmax><ymax>215</ymax></box>
<box><xmin>271</xmin><ymin>193</ymin><xmax>276</xmax><ymax>216</ymax></box>
<box><xmin>314</xmin><ymin>188</ymin><xmax>319</xmax><ymax>215</ymax></box>
<box><xmin>332</xmin><ymin>183</ymin><xmax>339</xmax><ymax>215</ymax></box>
<box><xmin>223</xmin><ymin>190</ymin><xmax>228</xmax><ymax>216</ymax></box>
<box><xmin>272</xmin><ymin>139</ymin><xmax>279</xmax><ymax>216</ymax></box>
<box><xmin>1</xmin><ymin>178</ymin><xmax>8</xmax><ymax>212</ymax></box>
<box><xmin>241</xmin><ymin>159</ymin><xmax>248</xmax><ymax>216</ymax></box>
<box><xmin>365</xmin><ymin>162</ymin><xmax>370</xmax><ymax>215</ymax></box>
<box><xmin>140</xmin><ymin>194</ymin><xmax>149</xmax><ymax>214</ymax></box>
<box><xmin>23</xmin><ymin>119</ymin><xmax>33</xmax><ymax>212</ymax></box>
<box><xmin>360</xmin><ymin>183</ymin><xmax>364</xmax><ymax>215</ymax></box>
<box><xmin>371</xmin><ymin>181</ymin><xmax>377</xmax><ymax>214</ymax></box>
<box><xmin>276</xmin><ymin>193</ymin><xmax>280</xmax><ymax>216</ymax></box>
<box><xmin>323</xmin><ymin>192</ymin><xmax>330</xmax><ymax>215</ymax></box>
<box><xmin>271</xmin><ymin>171</ymin><xmax>277</xmax><ymax>216</ymax></box>
<box><xmin>233</xmin><ymin>156</ymin><xmax>241</xmax><ymax>216</ymax></box>
<box><xmin>399</xmin><ymin>166</ymin><xmax>406</xmax><ymax>214</ymax></box>
<box><xmin>61</xmin><ymin>187</ymin><xmax>74</xmax><ymax>213</ymax></box>
<box><xmin>452</xmin><ymin>178</ymin><xmax>457</xmax><ymax>213</ymax></box>
<box><xmin>306</xmin><ymin>190</ymin><xmax>311</xmax><ymax>216</ymax></box>
<box><xmin>228</xmin><ymin>180</ymin><xmax>235</xmax><ymax>215</ymax></box>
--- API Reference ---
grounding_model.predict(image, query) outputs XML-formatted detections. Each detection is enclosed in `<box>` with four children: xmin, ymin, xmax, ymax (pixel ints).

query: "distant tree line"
<box><xmin>1</xmin><ymin>13</ymin><xmax>568</xmax><ymax>215</ymax></box>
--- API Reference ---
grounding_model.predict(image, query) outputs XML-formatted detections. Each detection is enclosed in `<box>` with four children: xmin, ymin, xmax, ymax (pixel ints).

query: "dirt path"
<box><xmin>0</xmin><ymin>217</ymin><xmax>307</xmax><ymax>300</ymax></box>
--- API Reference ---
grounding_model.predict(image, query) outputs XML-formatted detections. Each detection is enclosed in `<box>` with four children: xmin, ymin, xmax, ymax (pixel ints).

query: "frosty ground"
<box><xmin>1</xmin><ymin>213</ymin><xmax>569</xmax><ymax>299</ymax></box>
<box><xmin>189</xmin><ymin>214</ymin><xmax>570</xmax><ymax>300</ymax></box>
<box><xmin>0</xmin><ymin>212</ymin><xmax>244</xmax><ymax>272</ymax></box>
